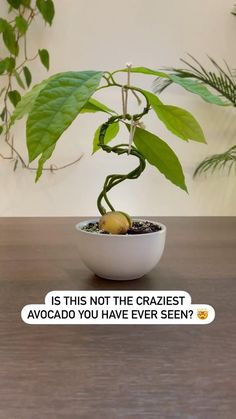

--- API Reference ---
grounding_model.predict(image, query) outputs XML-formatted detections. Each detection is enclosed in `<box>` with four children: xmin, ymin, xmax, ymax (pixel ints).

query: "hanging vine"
<box><xmin>0</xmin><ymin>0</ymin><xmax>82</xmax><ymax>173</ymax></box>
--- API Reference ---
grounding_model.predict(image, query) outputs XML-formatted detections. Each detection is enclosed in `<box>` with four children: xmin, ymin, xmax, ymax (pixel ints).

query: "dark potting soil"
<box><xmin>82</xmin><ymin>221</ymin><xmax>162</xmax><ymax>235</ymax></box>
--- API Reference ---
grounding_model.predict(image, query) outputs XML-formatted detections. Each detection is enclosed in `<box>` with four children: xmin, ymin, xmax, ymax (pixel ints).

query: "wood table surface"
<box><xmin>0</xmin><ymin>217</ymin><xmax>235</xmax><ymax>419</ymax></box>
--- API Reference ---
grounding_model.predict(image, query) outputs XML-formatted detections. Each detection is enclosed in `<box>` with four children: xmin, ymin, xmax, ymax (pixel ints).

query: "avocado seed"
<box><xmin>99</xmin><ymin>211</ymin><xmax>132</xmax><ymax>234</ymax></box>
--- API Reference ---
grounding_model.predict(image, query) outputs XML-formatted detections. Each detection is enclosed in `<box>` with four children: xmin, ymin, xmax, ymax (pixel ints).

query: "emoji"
<box><xmin>197</xmin><ymin>309</ymin><xmax>208</xmax><ymax>320</ymax></box>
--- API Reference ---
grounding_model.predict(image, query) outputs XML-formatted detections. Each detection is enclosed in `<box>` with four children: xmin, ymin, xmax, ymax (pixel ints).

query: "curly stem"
<box><xmin>96</xmin><ymin>115</ymin><xmax>147</xmax><ymax>215</ymax></box>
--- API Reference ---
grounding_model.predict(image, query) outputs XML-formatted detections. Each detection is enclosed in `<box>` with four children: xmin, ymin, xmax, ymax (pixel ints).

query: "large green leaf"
<box><xmin>114</xmin><ymin>66</ymin><xmax>168</xmax><ymax>78</ymax></box>
<box><xmin>143</xmin><ymin>90</ymin><xmax>206</xmax><ymax>143</ymax></box>
<box><xmin>34</xmin><ymin>100</ymin><xmax>114</xmax><ymax>181</ymax></box>
<box><xmin>11</xmin><ymin>73</ymin><xmax>71</xmax><ymax>124</ymax></box>
<box><xmin>27</xmin><ymin>71</ymin><xmax>103</xmax><ymax>162</ymax></box>
<box><xmin>169</xmin><ymin>74</ymin><xmax>228</xmax><ymax>106</ymax></box>
<box><xmin>11</xmin><ymin>78</ymin><xmax>52</xmax><ymax>123</ymax></box>
<box><xmin>92</xmin><ymin>122</ymin><xmax>119</xmax><ymax>154</ymax></box>
<box><xmin>11</xmin><ymin>80</ymin><xmax>111</xmax><ymax>125</ymax></box>
<box><xmin>133</xmin><ymin>127</ymin><xmax>187</xmax><ymax>191</ymax></box>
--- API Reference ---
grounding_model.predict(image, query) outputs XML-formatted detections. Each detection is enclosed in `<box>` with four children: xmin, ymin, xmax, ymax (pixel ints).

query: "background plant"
<box><xmin>0</xmin><ymin>0</ymin><xmax>82</xmax><ymax>172</ymax></box>
<box><xmin>12</xmin><ymin>65</ymin><xmax>206</xmax><ymax>214</ymax></box>
<box><xmin>153</xmin><ymin>6</ymin><xmax>236</xmax><ymax>177</ymax></box>
<box><xmin>154</xmin><ymin>55</ymin><xmax>236</xmax><ymax>177</ymax></box>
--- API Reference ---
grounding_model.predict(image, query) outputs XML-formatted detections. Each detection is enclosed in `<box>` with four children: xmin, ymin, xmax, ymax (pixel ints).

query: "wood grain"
<box><xmin>0</xmin><ymin>217</ymin><xmax>235</xmax><ymax>419</ymax></box>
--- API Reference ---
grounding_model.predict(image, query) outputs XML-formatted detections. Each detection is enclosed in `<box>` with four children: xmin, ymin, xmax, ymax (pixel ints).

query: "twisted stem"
<box><xmin>96</xmin><ymin>112</ymin><xmax>148</xmax><ymax>215</ymax></box>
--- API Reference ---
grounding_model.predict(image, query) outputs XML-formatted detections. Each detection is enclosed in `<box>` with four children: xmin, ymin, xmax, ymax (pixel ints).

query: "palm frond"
<box><xmin>153</xmin><ymin>55</ymin><xmax>236</xmax><ymax>177</ymax></box>
<box><xmin>153</xmin><ymin>74</ymin><xmax>172</xmax><ymax>94</ymax></box>
<box><xmin>153</xmin><ymin>55</ymin><xmax>236</xmax><ymax>106</ymax></box>
<box><xmin>194</xmin><ymin>146</ymin><xmax>236</xmax><ymax>177</ymax></box>
<box><xmin>153</xmin><ymin>78</ymin><xmax>172</xmax><ymax>93</ymax></box>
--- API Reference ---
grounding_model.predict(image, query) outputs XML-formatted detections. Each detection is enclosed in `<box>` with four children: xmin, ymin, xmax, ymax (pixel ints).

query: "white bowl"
<box><xmin>75</xmin><ymin>219</ymin><xmax>166</xmax><ymax>281</ymax></box>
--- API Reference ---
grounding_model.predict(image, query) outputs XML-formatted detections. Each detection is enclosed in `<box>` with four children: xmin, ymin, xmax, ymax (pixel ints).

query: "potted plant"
<box><xmin>11</xmin><ymin>64</ymin><xmax>206</xmax><ymax>280</ymax></box>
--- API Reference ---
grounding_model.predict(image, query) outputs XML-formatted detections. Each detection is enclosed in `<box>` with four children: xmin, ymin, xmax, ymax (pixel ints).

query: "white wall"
<box><xmin>1</xmin><ymin>0</ymin><xmax>236</xmax><ymax>216</ymax></box>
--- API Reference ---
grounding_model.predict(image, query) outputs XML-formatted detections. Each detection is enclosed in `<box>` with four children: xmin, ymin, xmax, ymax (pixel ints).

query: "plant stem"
<box><xmin>0</xmin><ymin>2</ymin><xmax>81</xmax><ymax>176</ymax></box>
<box><xmin>96</xmin><ymin>106</ymin><xmax>148</xmax><ymax>215</ymax></box>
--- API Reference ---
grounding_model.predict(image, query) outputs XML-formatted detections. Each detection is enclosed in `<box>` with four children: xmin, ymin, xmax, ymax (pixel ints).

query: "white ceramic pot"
<box><xmin>75</xmin><ymin>219</ymin><xmax>166</xmax><ymax>281</ymax></box>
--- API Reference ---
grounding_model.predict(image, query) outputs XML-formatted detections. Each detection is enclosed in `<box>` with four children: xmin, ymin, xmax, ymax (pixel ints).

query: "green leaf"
<box><xmin>13</xmin><ymin>70</ymin><xmax>25</xmax><ymax>89</ymax></box>
<box><xmin>11</xmin><ymin>75</ymin><xmax>60</xmax><ymax>124</ymax></box>
<box><xmin>33</xmin><ymin>92</ymin><xmax>112</xmax><ymax>182</ymax></box>
<box><xmin>11</xmin><ymin>79</ymin><xmax>113</xmax><ymax>126</ymax></box>
<box><xmin>156</xmin><ymin>106</ymin><xmax>206</xmax><ymax>143</ymax></box>
<box><xmin>38</xmin><ymin>49</ymin><xmax>49</xmax><ymax>70</ymax></box>
<box><xmin>27</xmin><ymin>71</ymin><xmax>103</xmax><ymax>162</ymax></box>
<box><xmin>36</xmin><ymin>0</ymin><xmax>55</xmax><ymax>25</ymax></box>
<box><xmin>92</xmin><ymin>122</ymin><xmax>119</xmax><ymax>154</ymax></box>
<box><xmin>11</xmin><ymin>80</ymin><xmax>48</xmax><ymax>123</ymax></box>
<box><xmin>170</xmin><ymin>74</ymin><xmax>228</xmax><ymax>106</ymax></box>
<box><xmin>8</xmin><ymin>90</ymin><xmax>21</xmax><ymax>107</ymax></box>
<box><xmin>1</xmin><ymin>107</ymin><xmax>6</xmax><ymax>121</ymax></box>
<box><xmin>133</xmin><ymin>126</ymin><xmax>187</xmax><ymax>192</ymax></box>
<box><xmin>0</xmin><ymin>57</ymin><xmax>15</xmax><ymax>75</ymax></box>
<box><xmin>81</xmin><ymin>97</ymin><xmax>115</xmax><ymax>114</ymax></box>
<box><xmin>0</xmin><ymin>57</ymin><xmax>15</xmax><ymax>74</ymax></box>
<box><xmin>35</xmin><ymin>97</ymin><xmax>114</xmax><ymax>179</ymax></box>
<box><xmin>23</xmin><ymin>66</ymin><xmax>32</xmax><ymax>87</ymax></box>
<box><xmin>0</xmin><ymin>18</ymin><xmax>7</xmax><ymax>33</ymax></box>
<box><xmin>35</xmin><ymin>143</ymin><xmax>56</xmax><ymax>181</ymax></box>
<box><xmin>2</xmin><ymin>22</ymin><xmax>19</xmax><ymax>56</ymax></box>
<box><xmin>0</xmin><ymin>125</ymin><xmax>3</xmax><ymax>135</ymax></box>
<box><xmin>15</xmin><ymin>15</ymin><xmax>28</xmax><ymax>35</ymax></box>
<box><xmin>0</xmin><ymin>59</ymin><xmax>7</xmax><ymax>75</ymax></box>
<box><xmin>141</xmin><ymin>89</ymin><xmax>163</xmax><ymax>105</ymax></box>
<box><xmin>6</xmin><ymin>56</ymin><xmax>15</xmax><ymax>72</ymax></box>
<box><xmin>143</xmin><ymin>90</ymin><xmax>206</xmax><ymax>143</ymax></box>
<box><xmin>21</xmin><ymin>0</ymin><xmax>31</xmax><ymax>7</ymax></box>
<box><xmin>7</xmin><ymin>0</ymin><xmax>21</xmax><ymax>9</ymax></box>
<box><xmin>114</xmin><ymin>66</ymin><xmax>169</xmax><ymax>78</ymax></box>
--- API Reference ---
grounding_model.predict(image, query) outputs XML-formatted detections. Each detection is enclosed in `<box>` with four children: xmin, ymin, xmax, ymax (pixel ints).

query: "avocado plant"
<box><xmin>11</xmin><ymin>64</ymin><xmax>206</xmax><ymax>234</ymax></box>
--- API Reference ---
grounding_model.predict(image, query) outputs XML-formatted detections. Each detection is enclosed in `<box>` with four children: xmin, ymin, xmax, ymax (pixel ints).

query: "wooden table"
<box><xmin>0</xmin><ymin>217</ymin><xmax>235</xmax><ymax>419</ymax></box>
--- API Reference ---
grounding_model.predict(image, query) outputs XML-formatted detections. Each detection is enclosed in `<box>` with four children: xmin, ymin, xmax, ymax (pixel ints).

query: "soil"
<box><xmin>82</xmin><ymin>220</ymin><xmax>162</xmax><ymax>235</ymax></box>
